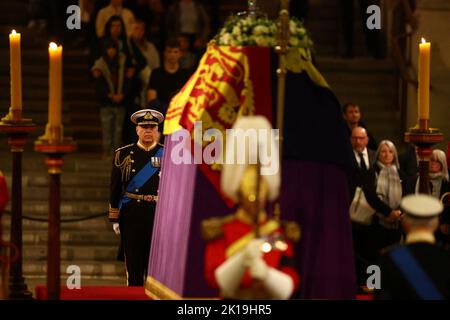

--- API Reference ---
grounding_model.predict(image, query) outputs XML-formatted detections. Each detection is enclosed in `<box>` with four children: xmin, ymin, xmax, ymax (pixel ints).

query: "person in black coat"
<box><xmin>92</xmin><ymin>38</ymin><xmax>133</xmax><ymax>156</ymax></box>
<box><xmin>348</xmin><ymin>128</ymin><xmax>402</xmax><ymax>291</ymax></box>
<box><xmin>375</xmin><ymin>194</ymin><xmax>450</xmax><ymax>300</ymax></box>
<box><xmin>372</xmin><ymin>140</ymin><xmax>408</xmax><ymax>254</ymax></box>
<box><xmin>343</xmin><ymin>103</ymin><xmax>378</xmax><ymax>151</ymax></box>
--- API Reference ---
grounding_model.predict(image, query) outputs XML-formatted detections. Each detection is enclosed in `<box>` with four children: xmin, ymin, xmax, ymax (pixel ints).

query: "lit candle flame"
<box><xmin>11</xmin><ymin>29</ymin><xmax>16</xmax><ymax>35</ymax></box>
<box><xmin>49</xmin><ymin>42</ymin><xmax>58</xmax><ymax>49</ymax></box>
<box><xmin>421</xmin><ymin>37</ymin><xmax>427</xmax><ymax>44</ymax></box>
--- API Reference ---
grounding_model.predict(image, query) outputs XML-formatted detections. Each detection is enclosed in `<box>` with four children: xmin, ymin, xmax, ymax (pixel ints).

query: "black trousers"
<box><xmin>352</xmin><ymin>222</ymin><xmax>378</xmax><ymax>288</ymax></box>
<box><xmin>119</xmin><ymin>200</ymin><xmax>156</xmax><ymax>286</ymax></box>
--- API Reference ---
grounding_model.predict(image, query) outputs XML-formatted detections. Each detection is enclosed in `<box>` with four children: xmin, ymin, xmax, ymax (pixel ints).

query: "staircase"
<box><xmin>1</xmin><ymin>153</ymin><xmax>124</xmax><ymax>292</ymax></box>
<box><xmin>317</xmin><ymin>57</ymin><xmax>401</xmax><ymax>146</ymax></box>
<box><xmin>0</xmin><ymin>0</ymin><xmax>403</xmax><ymax>297</ymax></box>
<box><xmin>0</xmin><ymin>0</ymin><xmax>123</xmax><ymax>295</ymax></box>
<box><xmin>307</xmin><ymin>0</ymin><xmax>402</xmax><ymax>146</ymax></box>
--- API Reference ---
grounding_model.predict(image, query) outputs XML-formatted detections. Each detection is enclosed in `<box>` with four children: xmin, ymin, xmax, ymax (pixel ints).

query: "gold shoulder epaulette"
<box><xmin>0</xmin><ymin>170</ymin><xmax>3</xmax><ymax>177</ymax></box>
<box><xmin>201</xmin><ymin>214</ymin><xmax>235</xmax><ymax>241</ymax></box>
<box><xmin>281</xmin><ymin>220</ymin><xmax>301</xmax><ymax>243</ymax></box>
<box><xmin>115</xmin><ymin>143</ymin><xmax>134</xmax><ymax>153</ymax></box>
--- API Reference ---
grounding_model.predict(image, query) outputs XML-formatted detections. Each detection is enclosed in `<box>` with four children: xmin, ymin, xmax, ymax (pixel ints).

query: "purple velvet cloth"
<box><xmin>148</xmin><ymin>135</ymin><xmax>357</xmax><ymax>299</ymax></box>
<box><xmin>148</xmin><ymin>136</ymin><xmax>234</xmax><ymax>297</ymax></box>
<box><xmin>280</xmin><ymin>159</ymin><xmax>357</xmax><ymax>299</ymax></box>
<box><xmin>147</xmin><ymin>136</ymin><xmax>197</xmax><ymax>294</ymax></box>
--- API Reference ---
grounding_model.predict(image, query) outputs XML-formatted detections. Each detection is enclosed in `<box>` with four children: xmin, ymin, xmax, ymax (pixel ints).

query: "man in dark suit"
<box><xmin>343</xmin><ymin>103</ymin><xmax>378</xmax><ymax>151</ymax></box>
<box><xmin>376</xmin><ymin>194</ymin><xmax>450</xmax><ymax>299</ymax></box>
<box><xmin>348</xmin><ymin>127</ymin><xmax>401</xmax><ymax>291</ymax></box>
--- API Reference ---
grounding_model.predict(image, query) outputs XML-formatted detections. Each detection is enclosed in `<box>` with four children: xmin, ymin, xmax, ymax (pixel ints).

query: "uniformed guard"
<box><xmin>202</xmin><ymin>116</ymin><xmax>300</xmax><ymax>300</ymax></box>
<box><xmin>376</xmin><ymin>194</ymin><xmax>450</xmax><ymax>300</ymax></box>
<box><xmin>108</xmin><ymin>108</ymin><xmax>164</xmax><ymax>286</ymax></box>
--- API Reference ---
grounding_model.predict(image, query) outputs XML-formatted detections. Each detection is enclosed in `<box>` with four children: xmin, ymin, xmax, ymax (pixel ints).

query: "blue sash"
<box><xmin>390</xmin><ymin>246</ymin><xmax>443</xmax><ymax>300</ymax></box>
<box><xmin>118</xmin><ymin>147</ymin><xmax>163</xmax><ymax>210</ymax></box>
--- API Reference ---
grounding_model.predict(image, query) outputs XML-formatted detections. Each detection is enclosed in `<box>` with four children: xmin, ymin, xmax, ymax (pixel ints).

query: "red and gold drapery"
<box><xmin>163</xmin><ymin>44</ymin><xmax>273</xmax><ymax>206</ymax></box>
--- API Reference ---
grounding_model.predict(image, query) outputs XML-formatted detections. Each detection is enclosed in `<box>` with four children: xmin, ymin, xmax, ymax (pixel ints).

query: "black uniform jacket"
<box><xmin>108</xmin><ymin>142</ymin><xmax>163</xmax><ymax>222</ymax></box>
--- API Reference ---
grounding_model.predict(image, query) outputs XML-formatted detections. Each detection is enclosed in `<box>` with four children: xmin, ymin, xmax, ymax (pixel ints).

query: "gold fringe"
<box><xmin>144</xmin><ymin>276</ymin><xmax>182</xmax><ymax>300</ymax></box>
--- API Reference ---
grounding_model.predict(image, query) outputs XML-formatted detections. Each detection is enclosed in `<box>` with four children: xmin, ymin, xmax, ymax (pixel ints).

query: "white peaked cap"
<box><xmin>401</xmin><ymin>194</ymin><xmax>444</xmax><ymax>219</ymax></box>
<box><xmin>221</xmin><ymin>115</ymin><xmax>280</xmax><ymax>203</ymax></box>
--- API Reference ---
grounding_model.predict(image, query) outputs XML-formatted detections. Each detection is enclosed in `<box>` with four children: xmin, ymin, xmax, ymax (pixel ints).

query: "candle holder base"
<box><xmin>34</xmin><ymin>137</ymin><xmax>77</xmax><ymax>154</ymax></box>
<box><xmin>0</xmin><ymin>119</ymin><xmax>36</xmax><ymax>300</ymax></box>
<box><xmin>405</xmin><ymin>127</ymin><xmax>444</xmax><ymax>149</ymax></box>
<box><xmin>34</xmin><ymin>138</ymin><xmax>76</xmax><ymax>299</ymax></box>
<box><xmin>0</xmin><ymin>119</ymin><xmax>35</xmax><ymax>137</ymax></box>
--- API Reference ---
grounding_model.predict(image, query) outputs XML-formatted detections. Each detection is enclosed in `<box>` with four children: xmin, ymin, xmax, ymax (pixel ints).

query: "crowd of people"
<box><xmin>81</xmin><ymin>0</ymin><xmax>211</xmax><ymax>157</ymax></box>
<box><xmin>20</xmin><ymin>0</ymin><xmax>450</xmax><ymax>299</ymax></box>
<box><xmin>343</xmin><ymin>102</ymin><xmax>450</xmax><ymax>296</ymax></box>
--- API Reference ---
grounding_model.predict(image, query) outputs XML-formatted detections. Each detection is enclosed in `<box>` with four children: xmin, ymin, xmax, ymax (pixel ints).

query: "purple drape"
<box><xmin>149</xmin><ymin>135</ymin><xmax>356</xmax><ymax>299</ymax></box>
<box><xmin>280</xmin><ymin>159</ymin><xmax>356</xmax><ymax>299</ymax></box>
<box><xmin>147</xmin><ymin>136</ymin><xmax>197</xmax><ymax>294</ymax></box>
<box><xmin>148</xmin><ymin>135</ymin><xmax>233</xmax><ymax>297</ymax></box>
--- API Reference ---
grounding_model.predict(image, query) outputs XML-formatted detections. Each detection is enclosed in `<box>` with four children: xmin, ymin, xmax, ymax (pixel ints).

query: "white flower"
<box><xmin>216</xmin><ymin>15</ymin><xmax>312</xmax><ymax>49</ymax></box>
<box><xmin>290</xmin><ymin>20</ymin><xmax>297</xmax><ymax>34</ymax></box>
<box><xmin>253</xmin><ymin>25</ymin><xmax>265</xmax><ymax>35</ymax></box>
<box><xmin>254</xmin><ymin>36</ymin><xmax>264</xmax><ymax>46</ymax></box>
<box><xmin>220</xmin><ymin>33</ymin><xmax>232</xmax><ymax>45</ymax></box>
<box><xmin>289</xmin><ymin>37</ymin><xmax>300</xmax><ymax>47</ymax></box>
<box><xmin>297</xmin><ymin>28</ymin><xmax>306</xmax><ymax>36</ymax></box>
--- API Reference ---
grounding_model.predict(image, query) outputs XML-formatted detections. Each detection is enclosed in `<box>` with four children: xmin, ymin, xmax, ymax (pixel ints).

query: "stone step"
<box><xmin>22</xmin><ymin>260</ymin><xmax>125</xmax><ymax>277</ymax></box>
<box><xmin>1</xmin><ymin>215</ymin><xmax>112</xmax><ymax>231</ymax></box>
<box><xmin>17</xmin><ymin>172</ymin><xmax>110</xmax><ymax>187</ymax></box>
<box><xmin>329</xmin><ymin>83</ymin><xmax>394</xmax><ymax>97</ymax></box>
<box><xmin>0</xmin><ymin>76</ymin><xmax>48</xmax><ymax>89</ymax></box>
<box><xmin>70</xmin><ymin>113</ymin><xmax>101</xmax><ymax>126</ymax></box>
<box><xmin>75</xmin><ymin>140</ymin><xmax>104</xmax><ymax>153</ymax></box>
<box><xmin>0</xmin><ymin>89</ymin><xmax>95</xmax><ymax>101</ymax></box>
<box><xmin>317</xmin><ymin>57</ymin><xmax>394</xmax><ymax>72</ymax></box>
<box><xmin>71</xmin><ymin>126</ymin><xmax>102</xmax><ymax>140</ymax></box>
<box><xmin>24</xmin><ymin>277</ymin><xmax>125</xmax><ymax>297</ymax></box>
<box><xmin>12</xmin><ymin>186</ymin><xmax>109</xmax><ymax>201</ymax></box>
<box><xmin>6</xmin><ymin>200</ymin><xmax>108</xmax><ymax>217</ymax></box>
<box><xmin>0</xmin><ymin>154</ymin><xmax>111</xmax><ymax>172</ymax></box>
<box><xmin>67</xmin><ymin>100</ymin><xmax>98</xmax><ymax>110</ymax></box>
<box><xmin>324</xmin><ymin>73</ymin><xmax>395</xmax><ymax>85</ymax></box>
<box><xmin>2</xmin><ymin>230</ymin><xmax>118</xmax><ymax>246</ymax></box>
<box><xmin>22</xmin><ymin>245</ymin><xmax>119</xmax><ymax>261</ymax></box>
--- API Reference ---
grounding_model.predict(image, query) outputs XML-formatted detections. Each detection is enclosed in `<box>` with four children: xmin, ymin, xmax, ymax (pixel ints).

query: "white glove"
<box><xmin>113</xmin><ymin>223</ymin><xmax>120</xmax><ymax>235</ymax></box>
<box><xmin>244</xmin><ymin>239</ymin><xmax>264</xmax><ymax>263</ymax></box>
<box><xmin>245</xmin><ymin>239</ymin><xmax>294</xmax><ymax>299</ymax></box>
<box><xmin>262</xmin><ymin>268</ymin><xmax>294</xmax><ymax>300</ymax></box>
<box><xmin>215</xmin><ymin>249</ymin><xmax>247</xmax><ymax>298</ymax></box>
<box><xmin>249</xmin><ymin>256</ymin><xmax>269</xmax><ymax>281</ymax></box>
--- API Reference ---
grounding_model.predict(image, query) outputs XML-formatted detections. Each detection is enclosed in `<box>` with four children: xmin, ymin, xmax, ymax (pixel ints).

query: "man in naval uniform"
<box><xmin>108</xmin><ymin>108</ymin><xmax>164</xmax><ymax>286</ymax></box>
<box><xmin>376</xmin><ymin>194</ymin><xmax>450</xmax><ymax>300</ymax></box>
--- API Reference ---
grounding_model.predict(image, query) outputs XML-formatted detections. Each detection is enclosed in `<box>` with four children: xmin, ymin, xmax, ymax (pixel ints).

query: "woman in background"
<box><xmin>373</xmin><ymin>140</ymin><xmax>406</xmax><ymax>253</ymax></box>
